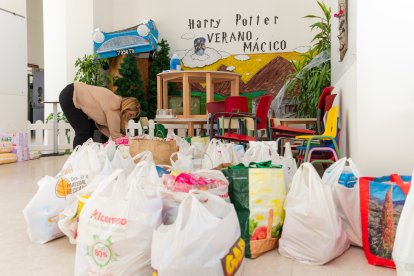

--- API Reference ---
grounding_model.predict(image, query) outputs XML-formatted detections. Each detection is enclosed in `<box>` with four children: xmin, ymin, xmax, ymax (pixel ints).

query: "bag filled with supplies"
<box><xmin>75</xmin><ymin>152</ymin><xmax>162</xmax><ymax>275</ymax></box>
<box><xmin>279</xmin><ymin>163</ymin><xmax>349</xmax><ymax>264</ymax></box>
<box><xmin>151</xmin><ymin>190</ymin><xmax>244</xmax><ymax>276</ymax></box>
<box><xmin>223</xmin><ymin>161</ymin><xmax>286</xmax><ymax>258</ymax></box>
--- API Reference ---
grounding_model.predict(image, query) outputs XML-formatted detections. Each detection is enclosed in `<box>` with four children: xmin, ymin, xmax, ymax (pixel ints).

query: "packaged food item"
<box><xmin>338</xmin><ymin>167</ymin><xmax>358</xmax><ymax>188</ymax></box>
<box><xmin>0</xmin><ymin>153</ymin><xmax>18</xmax><ymax>165</ymax></box>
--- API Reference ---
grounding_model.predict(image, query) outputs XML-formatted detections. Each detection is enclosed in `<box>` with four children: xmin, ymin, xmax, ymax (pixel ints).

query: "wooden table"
<box><xmin>273</xmin><ymin>118</ymin><xmax>317</xmax><ymax>127</ymax></box>
<box><xmin>157</xmin><ymin>71</ymin><xmax>241</xmax><ymax>119</ymax></box>
<box><xmin>154</xmin><ymin>117</ymin><xmax>208</xmax><ymax>137</ymax></box>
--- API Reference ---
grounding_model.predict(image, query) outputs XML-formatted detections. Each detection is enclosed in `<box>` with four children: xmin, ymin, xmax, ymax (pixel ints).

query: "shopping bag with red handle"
<box><xmin>359</xmin><ymin>174</ymin><xmax>411</xmax><ymax>268</ymax></box>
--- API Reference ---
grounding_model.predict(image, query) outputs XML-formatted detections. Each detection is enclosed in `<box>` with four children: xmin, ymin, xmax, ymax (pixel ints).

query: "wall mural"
<box><xmin>112</xmin><ymin>0</ymin><xmax>323</xmax><ymax>115</ymax></box>
<box><xmin>172</xmin><ymin>13</ymin><xmax>303</xmax><ymax>112</ymax></box>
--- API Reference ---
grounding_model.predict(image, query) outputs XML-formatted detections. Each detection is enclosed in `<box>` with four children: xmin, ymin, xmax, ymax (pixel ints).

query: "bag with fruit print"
<box><xmin>359</xmin><ymin>174</ymin><xmax>411</xmax><ymax>268</ymax></box>
<box><xmin>75</xmin><ymin>152</ymin><xmax>162</xmax><ymax>276</ymax></box>
<box><xmin>279</xmin><ymin>163</ymin><xmax>349</xmax><ymax>265</ymax></box>
<box><xmin>222</xmin><ymin>161</ymin><xmax>286</xmax><ymax>259</ymax></box>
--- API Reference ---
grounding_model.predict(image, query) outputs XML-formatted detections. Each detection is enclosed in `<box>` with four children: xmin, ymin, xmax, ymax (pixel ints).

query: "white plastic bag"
<box><xmin>23</xmin><ymin>143</ymin><xmax>102</xmax><ymax>244</ymax></box>
<box><xmin>244</xmin><ymin>142</ymin><xmax>296</xmax><ymax>190</ymax></box>
<box><xmin>202</xmin><ymin>139</ymin><xmax>233</xmax><ymax>169</ymax></box>
<box><xmin>279</xmin><ymin>163</ymin><xmax>349</xmax><ymax>264</ymax></box>
<box><xmin>233</xmin><ymin>144</ymin><xmax>245</xmax><ymax>161</ymax></box>
<box><xmin>243</xmin><ymin>141</ymin><xmax>282</xmax><ymax>166</ymax></box>
<box><xmin>393</xmin><ymin>169</ymin><xmax>414</xmax><ymax>275</ymax></box>
<box><xmin>322</xmin><ymin>157</ymin><xmax>362</xmax><ymax>246</ymax></box>
<box><xmin>151</xmin><ymin>191</ymin><xmax>244</xmax><ymax>276</ymax></box>
<box><xmin>75</xmin><ymin>152</ymin><xmax>162</xmax><ymax>275</ymax></box>
<box><xmin>159</xmin><ymin>169</ymin><xmax>230</xmax><ymax>225</ymax></box>
<box><xmin>103</xmin><ymin>140</ymin><xmax>117</xmax><ymax>161</ymax></box>
<box><xmin>58</xmin><ymin>157</ymin><xmax>114</xmax><ymax>244</ymax></box>
<box><xmin>111</xmin><ymin>145</ymin><xmax>134</xmax><ymax>174</ymax></box>
<box><xmin>223</xmin><ymin>143</ymin><xmax>243</xmax><ymax>165</ymax></box>
<box><xmin>57</xmin><ymin>200</ymin><xmax>78</xmax><ymax>244</ymax></box>
<box><xmin>170</xmin><ymin>151</ymin><xmax>195</xmax><ymax>172</ymax></box>
<box><xmin>192</xmin><ymin>141</ymin><xmax>207</xmax><ymax>159</ymax></box>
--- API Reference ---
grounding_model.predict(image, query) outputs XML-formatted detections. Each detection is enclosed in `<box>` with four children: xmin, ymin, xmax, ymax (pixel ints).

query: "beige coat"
<box><xmin>73</xmin><ymin>82</ymin><xmax>122</xmax><ymax>139</ymax></box>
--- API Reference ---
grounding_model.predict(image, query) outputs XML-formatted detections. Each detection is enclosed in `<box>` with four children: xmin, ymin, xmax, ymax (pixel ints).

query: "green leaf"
<box><xmin>249</xmin><ymin>219</ymin><xmax>259</xmax><ymax>236</ymax></box>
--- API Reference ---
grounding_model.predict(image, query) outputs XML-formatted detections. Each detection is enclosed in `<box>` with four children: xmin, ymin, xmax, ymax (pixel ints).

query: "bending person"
<box><xmin>59</xmin><ymin>82</ymin><xmax>140</xmax><ymax>148</ymax></box>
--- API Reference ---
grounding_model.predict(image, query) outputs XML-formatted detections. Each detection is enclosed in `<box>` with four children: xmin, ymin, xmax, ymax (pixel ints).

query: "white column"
<box><xmin>43</xmin><ymin>0</ymin><xmax>94</xmax><ymax>117</ymax></box>
<box><xmin>65</xmin><ymin>0</ymin><xmax>94</xmax><ymax>83</ymax></box>
<box><xmin>43</xmin><ymin>0</ymin><xmax>67</xmax><ymax>120</ymax></box>
<box><xmin>0</xmin><ymin>0</ymin><xmax>27</xmax><ymax>131</ymax></box>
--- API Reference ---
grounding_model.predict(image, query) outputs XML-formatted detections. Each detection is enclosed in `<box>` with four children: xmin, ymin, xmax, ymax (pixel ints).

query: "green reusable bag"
<box><xmin>154</xmin><ymin>124</ymin><xmax>167</xmax><ymax>138</ymax></box>
<box><xmin>223</xmin><ymin>161</ymin><xmax>286</xmax><ymax>259</ymax></box>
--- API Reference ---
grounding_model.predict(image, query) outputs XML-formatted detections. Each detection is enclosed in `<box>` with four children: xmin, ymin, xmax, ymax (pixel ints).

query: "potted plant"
<box><xmin>287</xmin><ymin>1</ymin><xmax>331</xmax><ymax>118</ymax></box>
<box><xmin>74</xmin><ymin>54</ymin><xmax>108</xmax><ymax>86</ymax></box>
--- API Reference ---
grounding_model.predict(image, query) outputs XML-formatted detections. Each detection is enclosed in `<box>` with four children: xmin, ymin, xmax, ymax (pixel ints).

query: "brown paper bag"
<box><xmin>129</xmin><ymin>139</ymin><xmax>177</xmax><ymax>165</ymax></box>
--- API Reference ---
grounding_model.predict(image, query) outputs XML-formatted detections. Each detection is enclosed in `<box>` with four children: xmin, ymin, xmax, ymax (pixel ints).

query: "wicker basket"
<box><xmin>250</xmin><ymin>209</ymin><xmax>279</xmax><ymax>259</ymax></box>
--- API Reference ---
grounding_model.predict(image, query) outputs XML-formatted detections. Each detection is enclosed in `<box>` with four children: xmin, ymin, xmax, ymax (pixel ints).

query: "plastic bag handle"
<box><xmin>390</xmin><ymin>174</ymin><xmax>410</xmax><ymax>196</ymax></box>
<box><xmin>284</xmin><ymin>142</ymin><xmax>293</xmax><ymax>158</ymax></box>
<box><xmin>347</xmin><ymin>158</ymin><xmax>362</xmax><ymax>178</ymax></box>
<box><xmin>131</xmin><ymin>150</ymin><xmax>154</xmax><ymax>162</ymax></box>
<box><xmin>91</xmin><ymin>169</ymin><xmax>125</xmax><ymax>197</ymax></box>
<box><xmin>170</xmin><ymin>152</ymin><xmax>179</xmax><ymax>168</ymax></box>
<box><xmin>171</xmin><ymin>151</ymin><xmax>213</xmax><ymax>171</ymax></box>
<box><xmin>173</xmin><ymin>190</ymin><xmax>212</xmax><ymax>231</ymax></box>
<box><xmin>128</xmin><ymin>152</ymin><xmax>156</xmax><ymax>180</ymax></box>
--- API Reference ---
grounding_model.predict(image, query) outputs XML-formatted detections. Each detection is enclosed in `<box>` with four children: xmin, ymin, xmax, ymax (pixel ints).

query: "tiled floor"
<box><xmin>0</xmin><ymin>156</ymin><xmax>396</xmax><ymax>276</ymax></box>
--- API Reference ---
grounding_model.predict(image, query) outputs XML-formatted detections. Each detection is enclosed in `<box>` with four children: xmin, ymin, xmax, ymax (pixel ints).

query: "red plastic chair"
<box><xmin>224</xmin><ymin>96</ymin><xmax>248</xmax><ymax>113</ymax></box>
<box><xmin>206</xmin><ymin>101</ymin><xmax>225</xmax><ymax>123</ymax></box>
<box><xmin>271</xmin><ymin>86</ymin><xmax>334</xmax><ymax>138</ymax></box>
<box><xmin>210</xmin><ymin>95</ymin><xmax>273</xmax><ymax>142</ymax></box>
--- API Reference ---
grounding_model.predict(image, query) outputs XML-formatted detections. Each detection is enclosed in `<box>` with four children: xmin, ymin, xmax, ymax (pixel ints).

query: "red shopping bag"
<box><xmin>359</xmin><ymin>174</ymin><xmax>411</xmax><ymax>268</ymax></box>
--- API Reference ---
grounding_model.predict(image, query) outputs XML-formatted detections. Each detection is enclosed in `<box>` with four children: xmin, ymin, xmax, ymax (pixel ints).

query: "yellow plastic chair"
<box><xmin>295</xmin><ymin>106</ymin><xmax>341</xmax><ymax>164</ymax></box>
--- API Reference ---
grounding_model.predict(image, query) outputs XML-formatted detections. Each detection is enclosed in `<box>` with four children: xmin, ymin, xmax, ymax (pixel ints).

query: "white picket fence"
<box><xmin>26</xmin><ymin>120</ymin><xmax>75</xmax><ymax>152</ymax></box>
<box><xmin>26</xmin><ymin>119</ymin><xmax>207</xmax><ymax>153</ymax></box>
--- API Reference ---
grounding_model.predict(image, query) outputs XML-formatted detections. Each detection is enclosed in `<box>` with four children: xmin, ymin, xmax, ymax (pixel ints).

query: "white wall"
<box><xmin>331</xmin><ymin>0</ymin><xmax>356</xmax><ymax>85</ymax></box>
<box><xmin>332</xmin><ymin>63</ymin><xmax>357</xmax><ymax>160</ymax></box>
<box><xmin>331</xmin><ymin>0</ymin><xmax>357</xmax><ymax>159</ymax></box>
<box><xmin>355</xmin><ymin>0</ymin><xmax>414</xmax><ymax>175</ymax></box>
<box><xmin>0</xmin><ymin>0</ymin><xmax>26</xmax><ymax>17</ymax></box>
<box><xmin>332</xmin><ymin>0</ymin><xmax>414</xmax><ymax>175</ymax></box>
<box><xmin>93</xmin><ymin>0</ymin><xmax>114</xmax><ymax>31</ymax></box>
<box><xmin>112</xmin><ymin>0</ymin><xmax>139</xmax><ymax>31</ymax></box>
<box><xmin>27</xmin><ymin>0</ymin><xmax>44</xmax><ymax>68</ymax></box>
<box><xmin>0</xmin><ymin>0</ymin><xmax>27</xmax><ymax>131</ymax></box>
